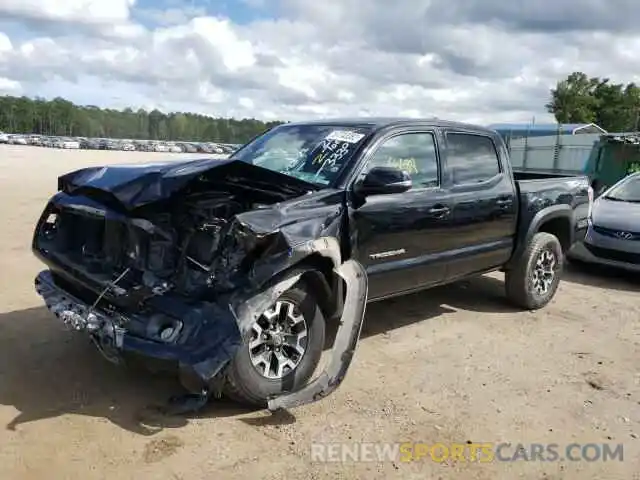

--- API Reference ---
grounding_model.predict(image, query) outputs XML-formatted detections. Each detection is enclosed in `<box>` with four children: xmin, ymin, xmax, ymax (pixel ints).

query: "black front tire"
<box><xmin>505</xmin><ymin>232</ymin><xmax>564</xmax><ymax>310</ymax></box>
<box><xmin>223</xmin><ymin>279</ymin><xmax>326</xmax><ymax>407</ymax></box>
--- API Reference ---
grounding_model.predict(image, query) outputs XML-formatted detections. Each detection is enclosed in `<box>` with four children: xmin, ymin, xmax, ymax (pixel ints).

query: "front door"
<box><xmin>349</xmin><ymin>130</ymin><xmax>453</xmax><ymax>300</ymax></box>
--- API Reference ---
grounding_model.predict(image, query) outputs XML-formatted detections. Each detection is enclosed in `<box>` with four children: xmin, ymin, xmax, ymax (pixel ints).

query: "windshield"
<box><xmin>604</xmin><ymin>174</ymin><xmax>640</xmax><ymax>202</ymax></box>
<box><xmin>230</xmin><ymin>123</ymin><xmax>373</xmax><ymax>187</ymax></box>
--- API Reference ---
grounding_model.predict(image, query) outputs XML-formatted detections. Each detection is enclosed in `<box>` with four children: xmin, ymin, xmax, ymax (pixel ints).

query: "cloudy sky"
<box><xmin>0</xmin><ymin>0</ymin><xmax>638</xmax><ymax>123</ymax></box>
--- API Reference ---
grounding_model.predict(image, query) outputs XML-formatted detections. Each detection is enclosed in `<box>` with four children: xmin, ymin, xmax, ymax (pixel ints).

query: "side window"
<box><xmin>364</xmin><ymin>132</ymin><xmax>439</xmax><ymax>189</ymax></box>
<box><xmin>446</xmin><ymin>133</ymin><xmax>501</xmax><ymax>185</ymax></box>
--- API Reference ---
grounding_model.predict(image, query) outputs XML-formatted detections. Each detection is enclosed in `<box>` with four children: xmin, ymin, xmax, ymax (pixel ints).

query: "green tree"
<box><xmin>546</xmin><ymin>72</ymin><xmax>640</xmax><ymax>131</ymax></box>
<box><xmin>0</xmin><ymin>94</ymin><xmax>284</xmax><ymax>143</ymax></box>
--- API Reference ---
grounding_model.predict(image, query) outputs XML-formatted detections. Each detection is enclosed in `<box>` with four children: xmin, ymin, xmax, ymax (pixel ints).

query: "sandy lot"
<box><xmin>0</xmin><ymin>144</ymin><xmax>638</xmax><ymax>480</ymax></box>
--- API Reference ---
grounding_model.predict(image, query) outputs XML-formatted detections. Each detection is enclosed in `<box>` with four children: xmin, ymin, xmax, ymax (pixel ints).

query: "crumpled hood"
<box><xmin>592</xmin><ymin>197</ymin><xmax>640</xmax><ymax>232</ymax></box>
<box><xmin>57</xmin><ymin>158</ymin><xmax>318</xmax><ymax>210</ymax></box>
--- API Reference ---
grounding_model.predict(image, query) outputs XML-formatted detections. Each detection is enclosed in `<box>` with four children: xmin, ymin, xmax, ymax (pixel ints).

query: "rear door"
<box><xmin>439</xmin><ymin>130</ymin><xmax>518</xmax><ymax>280</ymax></box>
<box><xmin>349</xmin><ymin>128</ymin><xmax>454</xmax><ymax>300</ymax></box>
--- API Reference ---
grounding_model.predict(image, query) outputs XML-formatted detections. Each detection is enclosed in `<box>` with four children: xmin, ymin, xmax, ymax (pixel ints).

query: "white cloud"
<box><xmin>0</xmin><ymin>0</ymin><xmax>639</xmax><ymax>124</ymax></box>
<box><xmin>162</xmin><ymin>17</ymin><xmax>256</xmax><ymax>71</ymax></box>
<box><xmin>0</xmin><ymin>76</ymin><xmax>21</xmax><ymax>94</ymax></box>
<box><xmin>0</xmin><ymin>0</ymin><xmax>135</xmax><ymax>24</ymax></box>
<box><xmin>0</xmin><ymin>32</ymin><xmax>12</xmax><ymax>56</ymax></box>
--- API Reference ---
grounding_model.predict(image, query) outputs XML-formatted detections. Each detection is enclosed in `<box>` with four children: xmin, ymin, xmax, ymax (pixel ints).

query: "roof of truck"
<box><xmin>285</xmin><ymin>117</ymin><xmax>495</xmax><ymax>132</ymax></box>
<box><xmin>488</xmin><ymin>122</ymin><xmax>607</xmax><ymax>135</ymax></box>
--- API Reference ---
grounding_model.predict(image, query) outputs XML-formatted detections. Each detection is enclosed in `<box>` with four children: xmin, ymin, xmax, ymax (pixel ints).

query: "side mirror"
<box><xmin>354</xmin><ymin>166</ymin><xmax>412</xmax><ymax>196</ymax></box>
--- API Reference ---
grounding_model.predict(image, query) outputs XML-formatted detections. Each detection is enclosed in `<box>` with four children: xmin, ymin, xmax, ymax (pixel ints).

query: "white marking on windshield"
<box><xmin>312</xmin><ymin>140</ymin><xmax>352</xmax><ymax>180</ymax></box>
<box><xmin>325</xmin><ymin>130</ymin><xmax>366</xmax><ymax>143</ymax></box>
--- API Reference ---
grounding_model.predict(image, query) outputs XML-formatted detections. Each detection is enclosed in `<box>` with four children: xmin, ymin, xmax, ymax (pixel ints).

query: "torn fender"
<box><xmin>179</xmin><ymin>238</ymin><xmax>356</xmax><ymax>393</ymax></box>
<box><xmin>227</xmin><ymin>236</ymin><xmax>368</xmax><ymax>410</ymax></box>
<box><xmin>231</xmin><ymin>236</ymin><xmax>344</xmax><ymax>335</ymax></box>
<box><xmin>267</xmin><ymin>258</ymin><xmax>368</xmax><ymax>411</ymax></box>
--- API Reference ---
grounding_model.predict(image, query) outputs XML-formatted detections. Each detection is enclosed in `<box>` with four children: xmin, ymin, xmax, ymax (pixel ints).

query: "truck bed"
<box><xmin>513</xmin><ymin>174</ymin><xmax>592</xmax><ymax>258</ymax></box>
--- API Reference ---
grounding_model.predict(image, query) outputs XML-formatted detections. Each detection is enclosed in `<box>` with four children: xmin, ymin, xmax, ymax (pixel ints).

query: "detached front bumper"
<box><xmin>34</xmin><ymin>256</ymin><xmax>369</xmax><ymax>411</ymax></box>
<box><xmin>36</xmin><ymin>269</ymin><xmax>126</xmax><ymax>352</ymax></box>
<box><xmin>34</xmin><ymin>269</ymin><xmax>241</xmax><ymax>382</ymax></box>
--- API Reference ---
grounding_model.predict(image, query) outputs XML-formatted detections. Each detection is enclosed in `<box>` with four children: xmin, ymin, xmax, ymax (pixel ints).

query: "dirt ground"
<box><xmin>0</xmin><ymin>144</ymin><xmax>638</xmax><ymax>480</ymax></box>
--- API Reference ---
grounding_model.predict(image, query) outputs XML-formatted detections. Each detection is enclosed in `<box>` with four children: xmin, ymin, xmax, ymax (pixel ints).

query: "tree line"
<box><xmin>1</xmin><ymin>73</ymin><xmax>638</xmax><ymax>144</ymax></box>
<box><xmin>546</xmin><ymin>72</ymin><xmax>640</xmax><ymax>132</ymax></box>
<box><xmin>0</xmin><ymin>95</ymin><xmax>284</xmax><ymax>143</ymax></box>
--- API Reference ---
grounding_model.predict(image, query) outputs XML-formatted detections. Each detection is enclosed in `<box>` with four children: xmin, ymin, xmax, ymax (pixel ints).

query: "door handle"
<box><xmin>496</xmin><ymin>198</ymin><xmax>513</xmax><ymax>207</ymax></box>
<box><xmin>428</xmin><ymin>205</ymin><xmax>450</xmax><ymax>217</ymax></box>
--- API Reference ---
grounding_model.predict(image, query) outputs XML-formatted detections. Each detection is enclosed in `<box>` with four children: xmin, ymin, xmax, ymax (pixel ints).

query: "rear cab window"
<box><xmin>445</xmin><ymin>133</ymin><xmax>502</xmax><ymax>186</ymax></box>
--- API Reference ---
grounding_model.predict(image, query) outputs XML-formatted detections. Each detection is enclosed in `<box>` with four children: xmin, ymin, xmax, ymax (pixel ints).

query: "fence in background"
<box><xmin>501</xmin><ymin>133</ymin><xmax>599</xmax><ymax>175</ymax></box>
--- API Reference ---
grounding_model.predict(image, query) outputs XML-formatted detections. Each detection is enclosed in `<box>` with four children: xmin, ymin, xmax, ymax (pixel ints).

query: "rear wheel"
<box><xmin>223</xmin><ymin>279</ymin><xmax>325</xmax><ymax>407</ymax></box>
<box><xmin>505</xmin><ymin>232</ymin><xmax>564</xmax><ymax>310</ymax></box>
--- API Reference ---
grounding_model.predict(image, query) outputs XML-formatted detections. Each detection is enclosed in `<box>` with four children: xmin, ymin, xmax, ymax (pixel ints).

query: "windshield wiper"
<box><xmin>604</xmin><ymin>195</ymin><xmax>640</xmax><ymax>203</ymax></box>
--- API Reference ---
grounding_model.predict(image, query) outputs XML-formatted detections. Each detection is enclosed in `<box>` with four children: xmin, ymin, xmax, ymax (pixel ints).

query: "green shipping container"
<box><xmin>585</xmin><ymin>134</ymin><xmax>640</xmax><ymax>193</ymax></box>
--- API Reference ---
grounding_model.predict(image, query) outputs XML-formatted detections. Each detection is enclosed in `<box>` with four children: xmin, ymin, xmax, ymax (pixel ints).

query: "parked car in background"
<box><xmin>81</xmin><ymin>138</ymin><xmax>101</xmax><ymax>150</ymax></box>
<box><xmin>51</xmin><ymin>137</ymin><xmax>65</xmax><ymax>148</ymax></box>
<box><xmin>166</xmin><ymin>142</ymin><xmax>183</xmax><ymax>153</ymax></box>
<box><xmin>217</xmin><ymin>144</ymin><xmax>234</xmax><ymax>154</ymax></box>
<box><xmin>132</xmin><ymin>140</ymin><xmax>147</xmax><ymax>151</ymax></box>
<box><xmin>120</xmin><ymin>141</ymin><xmax>136</xmax><ymax>151</ymax></box>
<box><xmin>61</xmin><ymin>138</ymin><xmax>80</xmax><ymax>149</ymax></box>
<box><xmin>197</xmin><ymin>143</ymin><xmax>214</xmax><ymax>153</ymax></box>
<box><xmin>568</xmin><ymin>172</ymin><xmax>640</xmax><ymax>271</ymax></box>
<box><xmin>104</xmin><ymin>140</ymin><xmax>120</xmax><ymax>150</ymax></box>
<box><xmin>153</xmin><ymin>142</ymin><xmax>169</xmax><ymax>152</ymax></box>
<box><xmin>28</xmin><ymin>135</ymin><xmax>42</xmax><ymax>146</ymax></box>
<box><xmin>8</xmin><ymin>134</ymin><xmax>28</xmax><ymax>145</ymax></box>
<box><xmin>210</xmin><ymin>143</ymin><xmax>225</xmax><ymax>154</ymax></box>
<box><xmin>1</xmin><ymin>133</ymin><xmax>245</xmax><ymax>154</ymax></box>
<box><xmin>179</xmin><ymin>142</ymin><xmax>198</xmax><ymax>153</ymax></box>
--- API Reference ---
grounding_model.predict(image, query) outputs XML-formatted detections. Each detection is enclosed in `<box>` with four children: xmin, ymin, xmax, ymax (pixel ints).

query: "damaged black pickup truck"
<box><xmin>32</xmin><ymin>118</ymin><xmax>592</xmax><ymax>412</ymax></box>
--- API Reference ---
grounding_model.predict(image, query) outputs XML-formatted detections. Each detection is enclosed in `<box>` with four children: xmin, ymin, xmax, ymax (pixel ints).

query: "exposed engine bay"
<box><xmin>38</xmin><ymin>186</ymin><xmax>279</xmax><ymax>311</ymax></box>
<box><xmin>104</xmin><ymin>191</ymin><xmax>249</xmax><ymax>296</ymax></box>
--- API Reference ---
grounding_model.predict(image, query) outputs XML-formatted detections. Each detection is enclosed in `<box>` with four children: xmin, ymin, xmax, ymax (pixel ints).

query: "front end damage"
<box><xmin>31</xmin><ymin>159</ymin><xmax>368</xmax><ymax>412</ymax></box>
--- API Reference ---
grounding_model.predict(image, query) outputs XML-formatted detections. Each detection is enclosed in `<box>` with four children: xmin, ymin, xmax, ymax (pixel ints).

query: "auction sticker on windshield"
<box><xmin>325</xmin><ymin>130</ymin><xmax>366</xmax><ymax>143</ymax></box>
